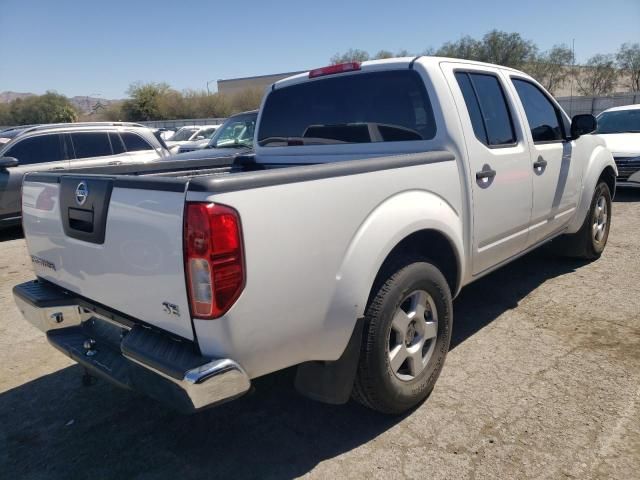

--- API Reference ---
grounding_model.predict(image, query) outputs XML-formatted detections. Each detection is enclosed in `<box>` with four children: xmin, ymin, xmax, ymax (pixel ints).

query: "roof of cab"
<box><xmin>272</xmin><ymin>56</ymin><xmax>530</xmax><ymax>90</ymax></box>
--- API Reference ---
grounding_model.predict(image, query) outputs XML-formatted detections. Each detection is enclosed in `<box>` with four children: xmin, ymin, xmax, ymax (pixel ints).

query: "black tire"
<box><xmin>352</xmin><ymin>257</ymin><xmax>452</xmax><ymax>414</ymax></box>
<box><xmin>555</xmin><ymin>181</ymin><xmax>612</xmax><ymax>260</ymax></box>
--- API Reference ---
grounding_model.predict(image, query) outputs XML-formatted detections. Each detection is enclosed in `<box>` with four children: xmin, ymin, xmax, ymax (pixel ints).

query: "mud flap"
<box><xmin>294</xmin><ymin>317</ymin><xmax>364</xmax><ymax>405</ymax></box>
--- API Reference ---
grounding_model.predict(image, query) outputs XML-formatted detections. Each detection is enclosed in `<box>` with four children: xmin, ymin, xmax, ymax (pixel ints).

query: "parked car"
<box><xmin>595</xmin><ymin>104</ymin><xmax>640</xmax><ymax>186</ymax></box>
<box><xmin>156</xmin><ymin>128</ymin><xmax>177</xmax><ymax>141</ymax></box>
<box><xmin>174</xmin><ymin>127</ymin><xmax>221</xmax><ymax>153</ymax></box>
<box><xmin>14</xmin><ymin>57</ymin><xmax>616</xmax><ymax>415</ymax></box>
<box><xmin>0</xmin><ymin>122</ymin><xmax>170</xmax><ymax>228</ymax></box>
<box><xmin>173</xmin><ymin>110</ymin><xmax>257</xmax><ymax>155</ymax></box>
<box><xmin>164</xmin><ymin>125</ymin><xmax>221</xmax><ymax>153</ymax></box>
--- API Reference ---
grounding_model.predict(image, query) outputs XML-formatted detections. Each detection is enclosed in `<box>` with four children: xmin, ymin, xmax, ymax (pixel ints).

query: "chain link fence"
<box><xmin>558</xmin><ymin>92</ymin><xmax>640</xmax><ymax>117</ymax></box>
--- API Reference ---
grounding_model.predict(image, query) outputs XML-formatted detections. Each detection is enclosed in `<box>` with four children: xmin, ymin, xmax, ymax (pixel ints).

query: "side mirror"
<box><xmin>0</xmin><ymin>157</ymin><xmax>19</xmax><ymax>169</ymax></box>
<box><xmin>571</xmin><ymin>114</ymin><xmax>597</xmax><ymax>139</ymax></box>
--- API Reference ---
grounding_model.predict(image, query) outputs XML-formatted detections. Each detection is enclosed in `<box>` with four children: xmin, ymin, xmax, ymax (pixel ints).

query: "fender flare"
<box><xmin>566</xmin><ymin>145</ymin><xmax>617</xmax><ymax>234</ymax></box>
<box><xmin>321</xmin><ymin>189</ymin><xmax>465</xmax><ymax>361</ymax></box>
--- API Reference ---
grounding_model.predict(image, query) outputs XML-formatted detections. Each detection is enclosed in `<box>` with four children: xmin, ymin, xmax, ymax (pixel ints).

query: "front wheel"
<box><xmin>352</xmin><ymin>258</ymin><xmax>452</xmax><ymax>414</ymax></box>
<box><xmin>556</xmin><ymin>181</ymin><xmax>612</xmax><ymax>260</ymax></box>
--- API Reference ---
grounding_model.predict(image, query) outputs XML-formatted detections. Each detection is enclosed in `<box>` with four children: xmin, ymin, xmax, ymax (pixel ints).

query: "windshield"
<box><xmin>257</xmin><ymin>70</ymin><xmax>436</xmax><ymax>147</ymax></box>
<box><xmin>596</xmin><ymin>109</ymin><xmax>640</xmax><ymax>134</ymax></box>
<box><xmin>210</xmin><ymin>113</ymin><xmax>257</xmax><ymax>148</ymax></box>
<box><xmin>169</xmin><ymin>128</ymin><xmax>198</xmax><ymax>141</ymax></box>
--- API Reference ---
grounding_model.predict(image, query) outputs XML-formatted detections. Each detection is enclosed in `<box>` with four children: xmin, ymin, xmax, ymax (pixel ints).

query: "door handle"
<box><xmin>533</xmin><ymin>157</ymin><xmax>548</xmax><ymax>171</ymax></box>
<box><xmin>476</xmin><ymin>166</ymin><xmax>497</xmax><ymax>181</ymax></box>
<box><xmin>108</xmin><ymin>161</ymin><xmax>122</xmax><ymax>166</ymax></box>
<box><xmin>49</xmin><ymin>167</ymin><xmax>65</xmax><ymax>170</ymax></box>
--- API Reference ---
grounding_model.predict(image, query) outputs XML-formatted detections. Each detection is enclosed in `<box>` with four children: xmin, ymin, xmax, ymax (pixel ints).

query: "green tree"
<box><xmin>525</xmin><ymin>44</ymin><xmax>574</xmax><ymax>95</ymax></box>
<box><xmin>436</xmin><ymin>36</ymin><xmax>482</xmax><ymax>61</ymax></box>
<box><xmin>436</xmin><ymin>30</ymin><xmax>537</xmax><ymax>69</ymax></box>
<box><xmin>373</xmin><ymin>49</ymin><xmax>394</xmax><ymax>60</ymax></box>
<box><xmin>330</xmin><ymin>48</ymin><xmax>370</xmax><ymax>64</ymax></box>
<box><xmin>616</xmin><ymin>43</ymin><xmax>640</xmax><ymax>92</ymax></box>
<box><xmin>371</xmin><ymin>49</ymin><xmax>414</xmax><ymax>60</ymax></box>
<box><xmin>229</xmin><ymin>88</ymin><xmax>264</xmax><ymax>113</ymax></box>
<box><xmin>477</xmin><ymin>30</ymin><xmax>538</xmax><ymax>68</ymax></box>
<box><xmin>0</xmin><ymin>102</ymin><xmax>11</xmax><ymax>126</ymax></box>
<box><xmin>5</xmin><ymin>92</ymin><xmax>78</xmax><ymax>125</ymax></box>
<box><xmin>575</xmin><ymin>54</ymin><xmax>618</xmax><ymax>95</ymax></box>
<box><xmin>120</xmin><ymin>82</ymin><xmax>172</xmax><ymax>121</ymax></box>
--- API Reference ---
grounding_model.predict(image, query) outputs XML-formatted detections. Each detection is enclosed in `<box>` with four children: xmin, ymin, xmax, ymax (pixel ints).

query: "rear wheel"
<box><xmin>352</xmin><ymin>258</ymin><xmax>452</xmax><ymax>414</ymax></box>
<box><xmin>556</xmin><ymin>181</ymin><xmax>612</xmax><ymax>259</ymax></box>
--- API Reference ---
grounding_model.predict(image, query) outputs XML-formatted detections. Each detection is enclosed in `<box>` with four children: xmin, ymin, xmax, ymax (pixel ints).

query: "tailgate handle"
<box><xmin>68</xmin><ymin>208</ymin><xmax>94</xmax><ymax>233</ymax></box>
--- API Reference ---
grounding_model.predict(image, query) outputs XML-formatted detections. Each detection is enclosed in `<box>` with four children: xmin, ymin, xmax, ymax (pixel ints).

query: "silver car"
<box><xmin>0</xmin><ymin>122</ymin><xmax>170</xmax><ymax>228</ymax></box>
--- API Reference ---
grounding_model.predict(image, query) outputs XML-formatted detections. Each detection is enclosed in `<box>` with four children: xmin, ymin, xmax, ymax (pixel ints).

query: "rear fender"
<box><xmin>323</xmin><ymin>189</ymin><xmax>464</xmax><ymax>360</ymax></box>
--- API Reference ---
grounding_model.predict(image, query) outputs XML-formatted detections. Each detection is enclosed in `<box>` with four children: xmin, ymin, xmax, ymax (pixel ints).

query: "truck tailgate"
<box><xmin>21</xmin><ymin>174</ymin><xmax>195</xmax><ymax>340</ymax></box>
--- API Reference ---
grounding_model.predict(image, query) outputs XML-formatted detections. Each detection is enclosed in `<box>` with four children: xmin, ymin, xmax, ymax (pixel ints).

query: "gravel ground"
<box><xmin>0</xmin><ymin>189</ymin><xmax>639</xmax><ymax>480</ymax></box>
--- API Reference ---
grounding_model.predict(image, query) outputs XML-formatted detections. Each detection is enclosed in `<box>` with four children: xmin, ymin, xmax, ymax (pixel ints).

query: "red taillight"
<box><xmin>309</xmin><ymin>62</ymin><xmax>361</xmax><ymax>78</ymax></box>
<box><xmin>184</xmin><ymin>203</ymin><xmax>245</xmax><ymax>319</ymax></box>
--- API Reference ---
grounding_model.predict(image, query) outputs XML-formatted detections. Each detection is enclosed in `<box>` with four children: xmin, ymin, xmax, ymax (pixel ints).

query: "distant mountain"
<box><xmin>68</xmin><ymin>96</ymin><xmax>119</xmax><ymax>114</ymax></box>
<box><xmin>0</xmin><ymin>91</ymin><xmax>119</xmax><ymax>114</ymax></box>
<box><xmin>0</xmin><ymin>91</ymin><xmax>35</xmax><ymax>103</ymax></box>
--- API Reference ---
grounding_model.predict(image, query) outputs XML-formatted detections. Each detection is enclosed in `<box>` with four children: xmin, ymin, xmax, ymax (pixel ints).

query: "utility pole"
<box><xmin>569</xmin><ymin>39</ymin><xmax>575</xmax><ymax>117</ymax></box>
<box><xmin>206</xmin><ymin>79</ymin><xmax>216</xmax><ymax>95</ymax></box>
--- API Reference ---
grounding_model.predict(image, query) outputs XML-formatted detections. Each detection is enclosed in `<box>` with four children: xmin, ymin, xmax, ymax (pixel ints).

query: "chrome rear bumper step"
<box><xmin>13</xmin><ymin>279</ymin><xmax>251</xmax><ymax>413</ymax></box>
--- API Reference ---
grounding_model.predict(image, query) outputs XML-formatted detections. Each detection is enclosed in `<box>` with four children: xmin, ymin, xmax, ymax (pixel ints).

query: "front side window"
<box><xmin>5</xmin><ymin>134</ymin><xmax>66</xmax><ymax>165</ymax></box>
<box><xmin>70</xmin><ymin>132</ymin><xmax>113</xmax><ymax>159</ymax></box>
<box><xmin>258</xmin><ymin>70</ymin><xmax>436</xmax><ymax>146</ymax></box>
<box><xmin>455</xmin><ymin>72</ymin><xmax>516</xmax><ymax>147</ymax></box>
<box><xmin>512</xmin><ymin>78</ymin><xmax>564</xmax><ymax>143</ymax></box>
<box><xmin>121</xmin><ymin>132</ymin><xmax>153</xmax><ymax>152</ymax></box>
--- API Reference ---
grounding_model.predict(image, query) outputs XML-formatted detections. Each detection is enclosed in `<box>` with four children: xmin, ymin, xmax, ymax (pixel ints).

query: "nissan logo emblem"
<box><xmin>75</xmin><ymin>181</ymin><xmax>89</xmax><ymax>206</ymax></box>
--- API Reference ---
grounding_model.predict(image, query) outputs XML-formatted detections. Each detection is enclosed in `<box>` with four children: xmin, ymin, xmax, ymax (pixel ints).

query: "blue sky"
<box><xmin>1</xmin><ymin>0</ymin><xmax>638</xmax><ymax>99</ymax></box>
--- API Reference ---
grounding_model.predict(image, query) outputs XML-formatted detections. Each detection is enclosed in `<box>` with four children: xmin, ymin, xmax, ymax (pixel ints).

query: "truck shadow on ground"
<box><xmin>0</xmin><ymin>225</ymin><xmax>22</xmax><ymax>242</ymax></box>
<box><xmin>0</xmin><ymin>245</ymin><xmax>594</xmax><ymax>479</ymax></box>
<box><xmin>613</xmin><ymin>187</ymin><xmax>640</xmax><ymax>203</ymax></box>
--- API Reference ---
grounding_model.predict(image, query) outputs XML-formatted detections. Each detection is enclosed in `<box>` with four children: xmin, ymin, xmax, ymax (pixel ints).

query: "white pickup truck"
<box><xmin>14</xmin><ymin>57</ymin><xmax>617</xmax><ymax>414</ymax></box>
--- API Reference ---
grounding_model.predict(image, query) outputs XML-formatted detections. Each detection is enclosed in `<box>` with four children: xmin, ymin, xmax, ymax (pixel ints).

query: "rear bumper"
<box><xmin>13</xmin><ymin>279</ymin><xmax>251</xmax><ymax>413</ymax></box>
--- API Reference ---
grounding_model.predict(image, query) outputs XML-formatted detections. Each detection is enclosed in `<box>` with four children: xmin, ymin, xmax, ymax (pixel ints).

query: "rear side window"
<box><xmin>5</xmin><ymin>134</ymin><xmax>66</xmax><ymax>165</ymax></box>
<box><xmin>121</xmin><ymin>132</ymin><xmax>154</xmax><ymax>152</ymax></box>
<box><xmin>70</xmin><ymin>132</ymin><xmax>113</xmax><ymax>159</ymax></box>
<box><xmin>455</xmin><ymin>72</ymin><xmax>516</xmax><ymax>147</ymax></box>
<box><xmin>258</xmin><ymin>70</ymin><xmax>436</xmax><ymax>146</ymax></box>
<box><xmin>512</xmin><ymin>78</ymin><xmax>564</xmax><ymax>142</ymax></box>
<box><xmin>109</xmin><ymin>132</ymin><xmax>126</xmax><ymax>154</ymax></box>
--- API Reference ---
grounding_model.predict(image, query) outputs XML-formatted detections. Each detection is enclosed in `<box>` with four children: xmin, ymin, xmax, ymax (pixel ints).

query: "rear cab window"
<box><xmin>455</xmin><ymin>71</ymin><xmax>516</xmax><ymax>147</ymax></box>
<box><xmin>258</xmin><ymin>70</ymin><xmax>437</xmax><ymax>147</ymax></box>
